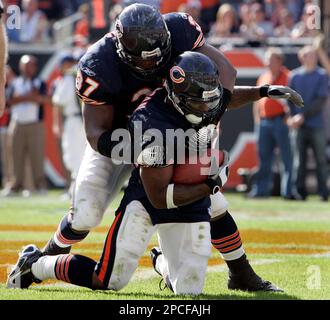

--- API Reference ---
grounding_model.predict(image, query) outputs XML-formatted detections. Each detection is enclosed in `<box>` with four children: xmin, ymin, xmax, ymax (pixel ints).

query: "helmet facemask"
<box><xmin>166</xmin><ymin>78</ymin><xmax>224</xmax><ymax>127</ymax></box>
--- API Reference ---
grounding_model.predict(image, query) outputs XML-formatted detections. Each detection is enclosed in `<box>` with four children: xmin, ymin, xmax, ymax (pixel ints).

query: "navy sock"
<box><xmin>211</xmin><ymin>211</ymin><xmax>244</xmax><ymax>261</ymax></box>
<box><xmin>55</xmin><ymin>213</ymin><xmax>89</xmax><ymax>246</ymax></box>
<box><xmin>54</xmin><ymin>254</ymin><xmax>97</xmax><ymax>289</ymax></box>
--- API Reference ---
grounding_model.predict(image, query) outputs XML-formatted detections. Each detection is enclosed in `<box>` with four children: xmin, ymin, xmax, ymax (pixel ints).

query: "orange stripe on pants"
<box><xmin>97</xmin><ymin>211</ymin><xmax>122</xmax><ymax>283</ymax></box>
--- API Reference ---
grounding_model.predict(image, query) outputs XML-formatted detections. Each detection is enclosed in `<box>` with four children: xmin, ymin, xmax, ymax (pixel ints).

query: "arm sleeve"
<box><xmin>182</xmin><ymin>14</ymin><xmax>205</xmax><ymax>50</ymax></box>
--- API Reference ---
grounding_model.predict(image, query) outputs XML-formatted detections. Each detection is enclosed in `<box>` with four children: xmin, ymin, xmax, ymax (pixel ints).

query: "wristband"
<box><xmin>166</xmin><ymin>184</ymin><xmax>177</xmax><ymax>209</ymax></box>
<box><xmin>204</xmin><ymin>179</ymin><xmax>220</xmax><ymax>195</ymax></box>
<box><xmin>260</xmin><ymin>85</ymin><xmax>270</xmax><ymax>98</ymax></box>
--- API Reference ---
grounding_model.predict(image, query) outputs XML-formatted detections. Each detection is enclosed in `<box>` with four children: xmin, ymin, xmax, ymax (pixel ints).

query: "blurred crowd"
<box><xmin>1</xmin><ymin>0</ymin><xmax>321</xmax><ymax>46</ymax></box>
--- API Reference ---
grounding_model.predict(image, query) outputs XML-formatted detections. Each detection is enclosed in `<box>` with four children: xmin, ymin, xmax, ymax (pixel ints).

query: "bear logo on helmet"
<box><xmin>170</xmin><ymin>66</ymin><xmax>186</xmax><ymax>84</ymax></box>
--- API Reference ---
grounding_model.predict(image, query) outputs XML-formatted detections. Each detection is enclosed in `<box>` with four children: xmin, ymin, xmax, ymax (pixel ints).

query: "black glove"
<box><xmin>204</xmin><ymin>150</ymin><xmax>230</xmax><ymax>194</ymax></box>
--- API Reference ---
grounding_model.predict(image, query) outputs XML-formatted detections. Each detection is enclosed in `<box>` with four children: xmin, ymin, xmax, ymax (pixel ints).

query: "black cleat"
<box><xmin>228</xmin><ymin>269</ymin><xmax>284</xmax><ymax>292</ymax></box>
<box><xmin>150</xmin><ymin>247</ymin><xmax>174</xmax><ymax>292</ymax></box>
<box><xmin>42</xmin><ymin>238</ymin><xmax>71</xmax><ymax>256</ymax></box>
<box><xmin>7</xmin><ymin>244</ymin><xmax>43</xmax><ymax>289</ymax></box>
<box><xmin>150</xmin><ymin>247</ymin><xmax>163</xmax><ymax>276</ymax></box>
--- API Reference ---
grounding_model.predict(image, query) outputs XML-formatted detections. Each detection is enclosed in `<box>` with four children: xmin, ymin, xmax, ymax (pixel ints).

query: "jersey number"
<box><xmin>76</xmin><ymin>69</ymin><xmax>100</xmax><ymax>97</ymax></box>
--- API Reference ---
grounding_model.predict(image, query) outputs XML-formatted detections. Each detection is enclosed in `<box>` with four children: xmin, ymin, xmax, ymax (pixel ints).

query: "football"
<box><xmin>172</xmin><ymin>149</ymin><xmax>225</xmax><ymax>185</ymax></box>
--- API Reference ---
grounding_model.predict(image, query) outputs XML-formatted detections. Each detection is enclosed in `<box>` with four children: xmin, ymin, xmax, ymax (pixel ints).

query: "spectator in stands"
<box><xmin>52</xmin><ymin>55</ymin><xmax>85</xmax><ymax>198</ymax></box>
<box><xmin>250</xmin><ymin>2</ymin><xmax>273</xmax><ymax>37</ymax></box>
<box><xmin>314</xmin><ymin>35</ymin><xmax>330</xmax><ymax>164</ymax></box>
<box><xmin>0</xmin><ymin>0</ymin><xmax>7</xmax><ymax>116</ymax></box>
<box><xmin>19</xmin><ymin>0</ymin><xmax>49</xmax><ymax>43</ymax></box>
<box><xmin>74</xmin><ymin>3</ymin><xmax>89</xmax><ymax>47</ymax></box>
<box><xmin>208</xmin><ymin>3</ymin><xmax>239</xmax><ymax>38</ymax></box>
<box><xmin>314</xmin><ymin>34</ymin><xmax>330</xmax><ymax>75</ymax></box>
<box><xmin>274</xmin><ymin>9</ymin><xmax>295</xmax><ymax>37</ymax></box>
<box><xmin>287</xmin><ymin>0</ymin><xmax>305</xmax><ymax>23</ymax></box>
<box><xmin>2</xmin><ymin>55</ymin><xmax>48</xmax><ymax>197</ymax></box>
<box><xmin>160</xmin><ymin>0</ymin><xmax>186</xmax><ymax>13</ymax></box>
<box><xmin>288</xmin><ymin>46</ymin><xmax>329</xmax><ymax>202</ymax></box>
<box><xmin>238</xmin><ymin>2</ymin><xmax>251</xmax><ymax>28</ymax></box>
<box><xmin>109</xmin><ymin>3</ymin><xmax>124</xmax><ymax>32</ymax></box>
<box><xmin>248</xmin><ymin>48</ymin><xmax>294</xmax><ymax>199</ymax></box>
<box><xmin>291</xmin><ymin>3</ymin><xmax>319</xmax><ymax>38</ymax></box>
<box><xmin>88</xmin><ymin>0</ymin><xmax>112</xmax><ymax>43</ymax></box>
<box><xmin>0</xmin><ymin>65</ymin><xmax>15</xmax><ymax>184</ymax></box>
<box><xmin>198</xmin><ymin>0</ymin><xmax>220</xmax><ymax>32</ymax></box>
<box><xmin>239</xmin><ymin>3</ymin><xmax>267</xmax><ymax>43</ymax></box>
<box><xmin>0</xmin><ymin>66</ymin><xmax>15</xmax><ymax>190</ymax></box>
<box><xmin>270</xmin><ymin>0</ymin><xmax>287</xmax><ymax>28</ymax></box>
<box><xmin>37</xmin><ymin>0</ymin><xmax>66</xmax><ymax>21</ymax></box>
<box><xmin>61</xmin><ymin>0</ymin><xmax>88</xmax><ymax>17</ymax></box>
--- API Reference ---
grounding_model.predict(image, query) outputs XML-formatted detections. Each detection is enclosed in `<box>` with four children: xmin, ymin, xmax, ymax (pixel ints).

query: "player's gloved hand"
<box><xmin>260</xmin><ymin>85</ymin><xmax>304</xmax><ymax>108</ymax></box>
<box><xmin>204</xmin><ymin>150</ymin><xmax>230</xmax><ymax>194</ymax></box>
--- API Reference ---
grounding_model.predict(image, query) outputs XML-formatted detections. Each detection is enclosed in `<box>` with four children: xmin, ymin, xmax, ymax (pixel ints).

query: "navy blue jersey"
<box><xmin>76</xmin><ymin>13</ymin><xmax>205</xmax><ymax>130</ymax></box>
<box><xmin>118</xmin><ymin>88</ymin><xmax>213</xmax><ymax>225</ymax></box>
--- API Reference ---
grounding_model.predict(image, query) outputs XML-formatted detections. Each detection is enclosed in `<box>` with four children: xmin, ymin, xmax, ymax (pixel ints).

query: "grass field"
<box><xmin>0</xmin><ymin>191</ymin><xmax>329</xmax><ymax>300</ymax></box>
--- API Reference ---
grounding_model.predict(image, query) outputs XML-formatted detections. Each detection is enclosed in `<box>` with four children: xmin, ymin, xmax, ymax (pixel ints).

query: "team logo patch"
<box><xmin>170</xmin><ymin>66</ymin><xmax>185</xmax><ymax>84</ymax></box>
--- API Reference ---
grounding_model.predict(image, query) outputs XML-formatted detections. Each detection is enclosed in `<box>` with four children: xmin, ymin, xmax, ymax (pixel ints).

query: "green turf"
<box><xmin>0</xmin><ymin>191</ymin><xmax>329</xmax><ymax>300</ymax></box>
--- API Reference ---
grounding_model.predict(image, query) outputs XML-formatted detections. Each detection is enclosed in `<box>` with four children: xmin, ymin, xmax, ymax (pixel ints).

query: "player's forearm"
<box><xmin>173</xmin><ymin>184</ymin><xmax>211</xmax><ymax>207</ymax></box>
<box><xmin>197</xmin><ymin>44</ymin><xmax>237</xmax><ymax>93</ymax></box>
<box><xmin>83</xmin><ymin>103</ymin><xmax>114</xmax><ymax>153</ymax></box>
<box><xmin>149</xmin><ymin>183</ymin><xmax>210</xmax><ymax>209</ymax></box>
<box><xmin>228</xmin><ymin>86</ymin><xmax>263</xmax><ymax>109</ymax></box>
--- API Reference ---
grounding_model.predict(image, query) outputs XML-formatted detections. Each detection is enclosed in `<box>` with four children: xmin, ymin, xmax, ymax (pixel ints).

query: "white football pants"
<box><xmin>101</xmin><ymin>200</ymin><xmax>212</xmax><ymax>295</ymax></box>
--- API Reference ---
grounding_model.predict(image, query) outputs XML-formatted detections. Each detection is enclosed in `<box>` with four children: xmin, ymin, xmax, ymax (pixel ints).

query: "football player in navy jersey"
<box><xmin>45</xmin><ymin>3</ymin><xmax>239</xmax><ymax>267</ymax></box>
<box><xmin>8</xmin><ymin>4</ymin><xmax>303</xmax><ymax>292</ymax></box>
<box><xmin>7</xmin><ymin>51</ymin><xmax>303</xmax><ymax>293</ymax></box>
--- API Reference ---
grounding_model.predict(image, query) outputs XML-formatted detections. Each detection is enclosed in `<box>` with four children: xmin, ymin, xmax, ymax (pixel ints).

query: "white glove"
<box><xmin>262</xmin><ymin>85</ymin><xmax>304</xmax><ymax>108</ymax></box>
<box><xmin>205</xmin><ymin>151</ymin><xmax>230</xmax><ymax>194</ymax></box>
